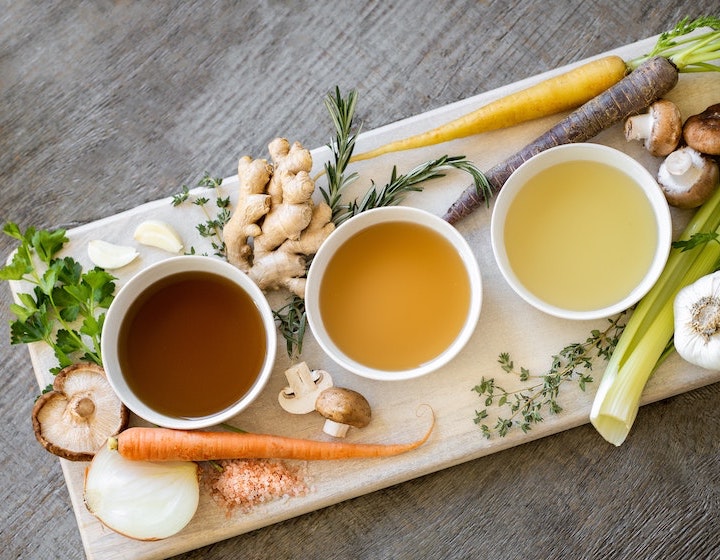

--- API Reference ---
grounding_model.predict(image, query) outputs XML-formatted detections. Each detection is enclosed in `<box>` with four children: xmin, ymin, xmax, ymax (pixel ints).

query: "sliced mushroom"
<box><xmin>278</xmin><ymin>362</ymin><xmax>333</xmax><ymax>414</ymax></box>
<box><xmin>657</xmin><ymin>146</ymin><xmax>720</xmax><ymax>209</ymax></box>
<box><xmin>624</xmin><ymin>99</ymin><xmax>683</xmax><ymax>157</ymax></box>
<box><xmin>32</xmin><ymin>363</ymin><xmax>129</xmax><ymax>461</ymax></box>
<box><xmin>683</xmin><ymin>103</ymin><xmax>720</xmax><ymax>156</ymax></box>
<box><xmin>315</xmin><ymin>387</ymin><xmax>371</xmax><ymax>438</ymax></box>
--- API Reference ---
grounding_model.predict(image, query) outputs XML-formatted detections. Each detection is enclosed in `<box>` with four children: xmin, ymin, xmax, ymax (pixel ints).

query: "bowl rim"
<box><xmin>101</xmin><ymin>255</ymin><xmax>277</xmax><ymax>429</ymax></box>
<box><xmin>490</xmin><ymin>143</ymin><xmax>672</xmax><ymax>320</ymax></box>
<box><xmin>305</xmin><ymin>206</ymin><xmax>483</xmax><ymax>381</ymax></box>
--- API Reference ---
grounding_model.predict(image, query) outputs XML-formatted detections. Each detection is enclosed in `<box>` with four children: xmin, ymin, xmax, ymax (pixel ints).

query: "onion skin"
<box><xmin>83</xmin><ymin>443</ymin><xmax>199</xmax><ymax>541</ymax></box>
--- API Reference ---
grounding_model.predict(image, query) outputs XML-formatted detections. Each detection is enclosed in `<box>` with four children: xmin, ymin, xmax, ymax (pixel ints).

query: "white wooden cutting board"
<box><xmin>9</xmin><ymin>36</ymin><xmax>720</xmax><ymax>560</ymax></box>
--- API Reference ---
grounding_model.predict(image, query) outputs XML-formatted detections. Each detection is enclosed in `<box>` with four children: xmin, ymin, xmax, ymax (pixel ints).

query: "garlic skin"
<box><xmin>134</xmin><ymin>220</ymin><xmax>184</xmax><ymax>253</ymax></box>
<box><xmin>84</xmin><ymin>443</ymin><xmax>199</xmax><ymax>540</ymax></box>
<box><xmin>673</xmin><ymin>271</ymin><xmax>720</xmax><ymax>370</ymax></box>
<box><xmin>87</xmin><ymin>240</ymin><xmax>139</xmax><ymax>270</ymax></box>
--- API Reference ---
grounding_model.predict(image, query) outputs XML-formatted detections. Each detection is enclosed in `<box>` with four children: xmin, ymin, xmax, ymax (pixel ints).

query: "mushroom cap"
<box><xmin>657</xmin><ymin>146</ymin><xmax>720</xmax><ymax>209</ymax></box>
<box><xmin>624</xmin><ymin>99</ymin><xmax>682</xmax><ymax>157</ymax></box>
<box><xmin>315</xmin><ymin>387</ymin><xmax>371</xmax><ymax>429</ymax></box>
<box><xmin>32</xmin><ymin>363</ymin><xmax>129</xmax><ymax>461</ymax></box>
<box><xmin>684</xmin><ymin>103</ymin><xmax>720</xmax><ymax>156</ymax></box>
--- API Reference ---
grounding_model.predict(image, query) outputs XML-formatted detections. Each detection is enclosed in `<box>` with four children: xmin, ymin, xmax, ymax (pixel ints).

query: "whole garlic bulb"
<box><xmin>673</xmin><ymin>270</ymin><xmax>720</xmax><ymax>370</ymax></box>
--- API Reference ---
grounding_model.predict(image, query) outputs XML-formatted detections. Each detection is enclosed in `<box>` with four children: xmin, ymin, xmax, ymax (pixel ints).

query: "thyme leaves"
<box><xmin>473</xmin><ymin>313</ymin><xmax>627</xmax><ymax>438</ymax></box>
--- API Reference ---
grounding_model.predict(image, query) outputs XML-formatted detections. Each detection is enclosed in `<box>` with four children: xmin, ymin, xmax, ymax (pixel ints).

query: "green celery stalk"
<box><xmin>590</xmin><ymin>184</ymin><xmax>720</xmax><ymax>445</ymax></box>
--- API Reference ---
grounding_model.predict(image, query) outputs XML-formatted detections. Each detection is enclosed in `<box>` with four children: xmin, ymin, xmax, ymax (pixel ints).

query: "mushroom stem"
<box><xmin>322</xmin><ymin>419</ymin><xmax>351</xmax><ymax>438</ymax></box>
<box><xmin>664</xmin><ymin>149</ymin><xmax>693</xmax><ymax>176</ymax></box>
<box><xmin>72</xmin><ymin>396</ymin><xmax>96</xmax><ymax>419</ymax></box>
<box><xmin>624</xmin><ymin>113</ymin><xmax>653</xmax><ymax>141</ymax></box>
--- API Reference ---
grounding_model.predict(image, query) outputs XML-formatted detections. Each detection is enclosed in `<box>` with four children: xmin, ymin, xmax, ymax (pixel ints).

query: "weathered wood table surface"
<box><xmin>2</xmin><ymin>2</ymin><xmax>719</xmax><ymax>559</ymax></box>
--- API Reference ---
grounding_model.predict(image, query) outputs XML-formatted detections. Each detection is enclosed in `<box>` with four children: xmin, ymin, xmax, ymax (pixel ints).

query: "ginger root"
<box><xmin>224</xmin><ymin>138</ymin><xmax>335</xmax><ymax>298</ymax></box>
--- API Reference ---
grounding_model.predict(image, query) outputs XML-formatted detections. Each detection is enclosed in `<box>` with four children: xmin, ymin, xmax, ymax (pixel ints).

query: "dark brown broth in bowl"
<box><xmin>117</xmin><ymin>270</ymin><xmax>266</xmax><ymax>419</ymax></box>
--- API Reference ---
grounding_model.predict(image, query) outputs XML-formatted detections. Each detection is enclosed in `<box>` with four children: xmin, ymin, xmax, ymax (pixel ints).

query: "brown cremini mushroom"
<box><xmin>657</xmin><ymin>146</ymin><xmax>720</xmax><ymax>209</ymax></box>
<box><xmin>624</xmin><ymin>99</ymin><xmax>683</xmax><ymax>157</ymax></box>
<box><xmin>683</xmin><ymin>103</ymin><xmax>720</xmax><ymax>156</ymax></box>
<box><xmin>315</xmin><ymin>387</ymin><xmax>371</xmax><ymax>438</ymax></box>
<box><xmin>32</xmin><ymin>363</ymin><xmax>129</xmax><ymax>461</ymax></box>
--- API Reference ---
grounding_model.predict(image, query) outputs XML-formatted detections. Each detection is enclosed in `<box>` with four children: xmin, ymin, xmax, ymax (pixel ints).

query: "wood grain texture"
<box><xmin>1</xmin><ymin>1</ymin><xmax>718</xmax><ymax>559</ymax></box>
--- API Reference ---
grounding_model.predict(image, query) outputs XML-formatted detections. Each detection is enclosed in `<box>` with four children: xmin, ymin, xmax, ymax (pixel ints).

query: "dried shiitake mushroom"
<box><xmin>32</xmin><ymin>363</ymin><xmax>129</xmax><ymax>461</ymax></box>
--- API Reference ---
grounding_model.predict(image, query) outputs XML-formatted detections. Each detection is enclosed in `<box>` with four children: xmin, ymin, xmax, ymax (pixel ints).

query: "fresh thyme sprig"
<box><xmin>172</xmin><ymin>172</ymin><xmax>230</xmax><ymax>257</ymax></box>
<box><xmin>472</xmin><ymin>313</ymin><xmax>627</xmax><ymax>438</ymax></box>
<box><xmin>0</xmin><ymin>223</ymin><xmax>116</xmax><ymax>379</ymax></box>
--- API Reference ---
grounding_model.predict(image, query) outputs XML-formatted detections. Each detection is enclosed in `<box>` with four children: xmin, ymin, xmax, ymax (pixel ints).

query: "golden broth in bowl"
<box><xmin>491</xmin><ymin>143</ymin><xmax>672</xmax><ymax>320</ymax></box>
<box><xmin>306</xmin><ymin>206</ymin><xmax>482</xmax><ymax>381</ymax></box>
<box><xmin>319</xmin><ymin>220</ymin><xmax>470</xmax><ymax>371</ymax></box>
<box><xmin>504</xmin><ymin>160</ymin><xmax>657</xmax><ymax>311</ymax></box>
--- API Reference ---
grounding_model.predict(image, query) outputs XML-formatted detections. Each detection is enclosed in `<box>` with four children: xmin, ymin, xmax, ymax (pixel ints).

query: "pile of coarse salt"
<box><xmin>202</xmin><ymin>459</ymin><xmax>310</xmax><ymax>515</ymax></box>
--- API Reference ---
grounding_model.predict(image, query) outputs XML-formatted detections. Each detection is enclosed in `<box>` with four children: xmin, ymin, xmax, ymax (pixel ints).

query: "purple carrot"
<box><xmin>442</xmin><ymin>56</ymin><xmax>679</xmax><ymax>224</ymax></box>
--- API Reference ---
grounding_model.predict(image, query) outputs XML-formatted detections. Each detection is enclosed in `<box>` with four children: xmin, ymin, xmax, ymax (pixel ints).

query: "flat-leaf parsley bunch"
<box><xmin>1</xmin><ymin>223</ymin><xmax>116</xmax><ymax>380</ymax></box>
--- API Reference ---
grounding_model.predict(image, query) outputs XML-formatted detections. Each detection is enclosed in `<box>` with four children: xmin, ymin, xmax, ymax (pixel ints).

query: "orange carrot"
<box><xmin>442</xmin><ymin>56</ymin><xmax>679</xmax><ymax>224</ymax></box>
<box><xmin>350</xmin><ymin>55</ymin><xmax>628</xmax><ymax>162</ymax></box>
<box><xmin>109</xmin><ymin>413</ymin><xmax>434</xmax><ymax>462</ymax></box>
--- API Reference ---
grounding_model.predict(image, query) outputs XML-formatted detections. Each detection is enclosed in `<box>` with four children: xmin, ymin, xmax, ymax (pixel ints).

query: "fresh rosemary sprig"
<box><xmin>472</xmin><ymin>313</ymin><xmax>627</xmax><ymax>438</ymax></box>
<box><xmin>319</xmin><ymin>88</ymin><xmax>490</xmax><ymax>225</ymax></box>
<box><xmin>273</xmin><ymin>295</ymin><xmax>308</xmax><ymax>359</ymax></box>
<box><xmin>341</xmin><ymin>155</ymin><xmax>491</xmax><ymax>223</ymax></box>
<box><xmin>172</xmin><ymin>172</ymin><xmax>230</xmax><ymax>257</ymax></box>
<box><xmin>321</xmin><ymin>86</ymin><xmax>360</xmax><ymax>223</ymax></box>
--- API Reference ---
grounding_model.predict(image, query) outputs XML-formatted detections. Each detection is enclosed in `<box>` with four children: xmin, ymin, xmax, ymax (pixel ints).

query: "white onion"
<box><xmin>84</xmin><ymin>443</ymin><xmax>199</xmax><ymax>540</ymax></box>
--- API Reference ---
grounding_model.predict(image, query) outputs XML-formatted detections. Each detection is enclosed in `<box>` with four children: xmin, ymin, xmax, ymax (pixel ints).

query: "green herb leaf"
<box><xmin>672</xmin><ymin>231</ymin><xmax>720</xmax><ymax>252</ymax></box>
<box><xmin>273</xmin><ymin>295</ymin><xmax>307</xmax><ymax>359</ymax></box>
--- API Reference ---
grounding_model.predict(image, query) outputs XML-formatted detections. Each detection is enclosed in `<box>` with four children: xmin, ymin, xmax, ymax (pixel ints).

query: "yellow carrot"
<box><xmin>109</xmin><ymin>413</ymin><xmax>434</xmax><ymax>462</ymax></box>
<box><xmin>443</xmin><ymin>56</ymin><xmax>679</xmax><ymax>224</ymax></box>
<box><xmin>350</xmin><ymin>55</ymin><xmax>628</xmax><ymax>162</ymax></box>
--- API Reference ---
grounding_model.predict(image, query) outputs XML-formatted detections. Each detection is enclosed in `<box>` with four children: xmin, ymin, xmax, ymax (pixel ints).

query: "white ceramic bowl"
<box><xmin>491</xmin><ymin>143</ymin><xmax>672</xmax><ymax>320</ymax></box>
<box><xmin>305</xmin><ymin>206</ymin><xmax>482</xmax><ymax>381</ymax></box>
<box><xmin>101</xmin><ymin>255</ymin><xmax>277</xmax><ymax>429</ymax></box>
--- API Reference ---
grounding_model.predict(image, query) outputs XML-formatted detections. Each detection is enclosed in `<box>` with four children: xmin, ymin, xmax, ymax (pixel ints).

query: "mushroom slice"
<box><xmin>683</xmin><ymin>103</ymin><xmax>720</xmax><ymax>156</ymax></box>
<box><xmin>315</xmin><ymin>387</ymin><xmax>372</xmax><ymax>438</ymax></box>
<box><xmin>278</xmin><ymin>362</ymin><xmax>334</xmax><ymax>414</ymax></box>
<box><xmin>624</xmin><ymin>99</ymin><xmax>682</xmax><ymax>157</ymax></box>
<box><xmin>32</xmin><ymin>363</ymin><xmax>129</xmax><ymax>461</ymax></box>
<box><xmin>657</xmin><ymin>146</ymin><xmax>720</xmax><ymax>209</ymax></box>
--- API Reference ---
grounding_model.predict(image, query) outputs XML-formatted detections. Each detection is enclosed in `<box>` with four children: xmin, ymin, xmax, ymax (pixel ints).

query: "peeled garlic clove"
<box><xmin>134</xmin><ymin>220</ymin><xmax>184</xmax><ymax>253</ymax></box>
<box><xmin>84</xmin><ymin>444</ymin><xmax>199</xmax><ymax>540</ymax></box>
<box><xmin>87</xmin><ymin>240</ymin><xmax>139</xmax><ymax>270</ymax></box>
